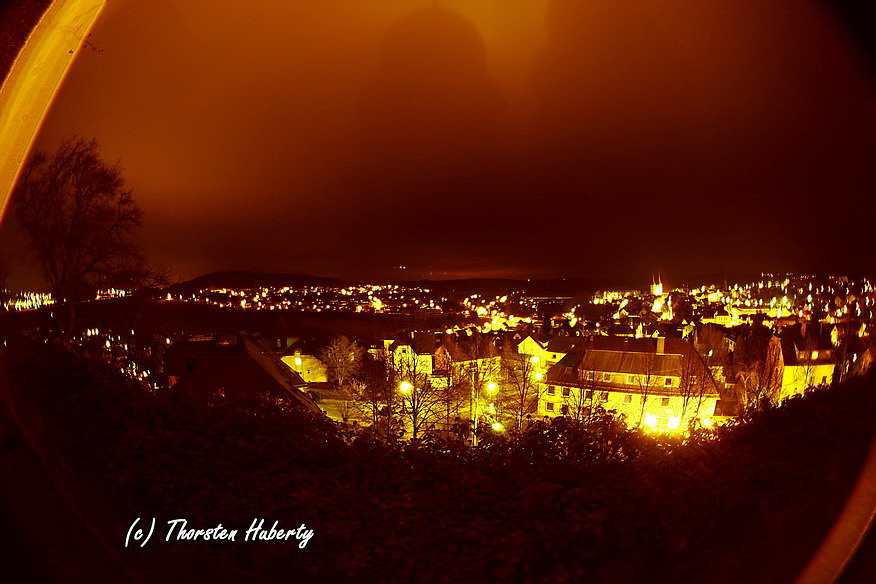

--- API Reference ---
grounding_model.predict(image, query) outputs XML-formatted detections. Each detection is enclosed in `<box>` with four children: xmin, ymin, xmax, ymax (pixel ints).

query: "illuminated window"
<box><xmin>627</xmin><ymin>374</ymin><xmax>638</xmax><ymax>384</ymax></box>
<box><xmin>603</xmin><ymin>372</ymin><xmax>612</xmax><ymax>382</ymax></box>
<box><xmin>656</xmin><ymin>416</ymin><xmax>669</xmax><ymax>429</ymax></box>
<box><xmin>623</xmin><ymin>394</ymin><xmax>633</xmax><ymax>404</ymax></box>
<box><xmin>661</xmin><ymin>397</ymin><xmax>670</xmax><ymax>406</ymax></box>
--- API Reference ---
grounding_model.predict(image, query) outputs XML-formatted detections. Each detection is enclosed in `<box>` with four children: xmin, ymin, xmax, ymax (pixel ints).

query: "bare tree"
<box><xmin>567</xmin><ymin>353</ymin><xmax>607</xmax><ymax>426</ymax></box>
<box><xmin>355</xmin><ymin>350</ymin><xmax>399</xmax><ymax>434</ymax></box>
<box><xmin>432</xmin><ymin>349</ymin><xmax>470</xmax><ymax>436</ymax></box>
<box><xmin>501</xmin><ymin>346</ymin><xmax>543</xmax><ymax>431</ymax></box>
<box><xmin>677</xmin><ymin>345</ymin><xmax>715</xmax><ymax>425</ymax></box>
<box><xmin>337</xmin><ymin>380</ymin><xmax>363</xmax><ymax>424</ymax></box>
<box><xmin>734</xmin><ymin>327</ymin><xmax>782</xmax><ymax>411</ymax></box>
<box><xmin>832</xmin><ymin>323</ymin><xmax>858</xmax><ymax>383</ymax></box>
<box><xmin>696</xmin><ymin>324</ymin><xmax>730</xmax><ymax>372</ymax></box>
<box><xmin>320</xmin><ymin>336</ymin><xmax>364</xmax><ymax>392</ymax></box>
<box><xmin>14</xmin><ymin>137</ymin><xmax>149</xmax><ymax>302</ymax></box>
<box><xmin>635</xmin><ymin>351</ymin><xmax>659</xmax><ymax>426</ymax></box>
<box><xmin>445</xmin><ymin>334</ymin><xmax>500</xmax><ymax>442</ymax></box>
<box><xmin>394</xmin><ymin>350</ymin><xmax>443</xmax><ymax>440</ymax></box>
<box><xmin>795</xmin><ymin>326</ymin><xmax>828</xmax><ymax>391</ymax></box>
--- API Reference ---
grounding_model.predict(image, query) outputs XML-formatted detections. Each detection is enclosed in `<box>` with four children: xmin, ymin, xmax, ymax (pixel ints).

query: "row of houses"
<box><xmin>161</xmin><ymin>319</ymin><xmax>846</xmax><ymax>433</ymax></box>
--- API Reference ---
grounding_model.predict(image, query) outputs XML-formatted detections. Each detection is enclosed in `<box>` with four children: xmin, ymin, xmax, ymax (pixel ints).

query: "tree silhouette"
<box><xmin>320</xmin><ymin>336</ymin><xmax>364</xmax><ymax>392</ymax></box>
<box><xmin>14</xmin><ymin>136</ymin><xmax>148</xmax><ymax>303</ymax></box>
<box><xmin>501</xmin><ymin>346</ymin><xmax>543</xmax><ymax>431</ymax></box>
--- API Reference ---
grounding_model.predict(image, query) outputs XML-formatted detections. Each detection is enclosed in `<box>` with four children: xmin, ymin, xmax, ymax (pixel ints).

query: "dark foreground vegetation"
<box><xmin>3</xmin><ymin>340</ymin><xmax>875</xmax><ymax>583</ymax></box>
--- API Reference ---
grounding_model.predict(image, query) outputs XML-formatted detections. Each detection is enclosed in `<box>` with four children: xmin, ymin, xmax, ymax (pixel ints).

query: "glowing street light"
<box><xmin>534</xmin><ymin>372</ymin><xmax>543</xmax><ymax>380</ymax></box>
<box><xmin>491</xmin><ymin>422</ymin><xmax>504</xmax><ymax>432</ymax></box>
<box><xmin>400</xmin><ymin>381</ymin><xmax>413</xmax><ymax>393</ymax></box>
<box><xmin>486</xmin><ymin>381</ymin><xmax>497</xmax><ymax>392</ymax></box>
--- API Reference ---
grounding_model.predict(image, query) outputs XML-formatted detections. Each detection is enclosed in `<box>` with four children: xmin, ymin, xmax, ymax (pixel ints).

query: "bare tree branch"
<box><xmin>14</xmin><ymin>136</ymin><xmax>149</xmax><ymax>302</ymax></box>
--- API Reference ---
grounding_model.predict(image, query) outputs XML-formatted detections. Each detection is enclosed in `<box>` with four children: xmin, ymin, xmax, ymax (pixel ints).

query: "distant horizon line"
<box><xmin>4</xmin><ymin>268</ymin><xmax>874</xmax><ymax>295</ymax></box>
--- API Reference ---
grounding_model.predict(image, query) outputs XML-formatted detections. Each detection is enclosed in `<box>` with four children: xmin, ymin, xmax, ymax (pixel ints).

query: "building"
<box><xmin>165</xmin><ymin>333</ymin><xmax>321</xmax><ymax>414</ymax></box>
<box><xmin>540</xmin><ymin>336</ymin><xmax>720</xmax><ymax>430</ymax></box>
<box><xmin>516</xmin><ymin>334</ymin><xmax>547</xmax><ymax>360</ymax></box>
<box><xmin>378</xmin><ymin>332</ymin><xmax>440</xmax><ymax>379</ymax></box>
<box><xmin>278</xmin><ymin>340</ymin><xmax>328</xmax><ymax>384</ymax></box>
<box><xmin>778</xmin><ymin>325</ymin><xmax>836</xmax><ymax>398</ymax></box>
<box><xmin>515</xmin><ymin>334</ymin><xmax>576</xmax><ymax>377</ymax></box>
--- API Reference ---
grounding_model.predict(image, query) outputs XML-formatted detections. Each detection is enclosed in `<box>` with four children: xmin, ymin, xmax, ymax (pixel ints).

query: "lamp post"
<box><xmin>400</xmin><ymin>381</ymin><xmax>418</xmax><ymax>439</ymax></box>
<box><xmin>472</xmin><ymin>380</ymin><xmax>498</xmax><ymax>446</ymax></box>
<box><xmin>486</xmin><ymin>380</ymin><xmax>498</xmax><ymax>419</ymax></box>
<box><xmin>471</xmin><ymin>380</ymin><xmax>479</xmax><ymax>446</ymax></box>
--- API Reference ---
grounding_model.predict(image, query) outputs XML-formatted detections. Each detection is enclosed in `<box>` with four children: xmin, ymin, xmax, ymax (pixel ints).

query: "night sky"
<box><xmin>2</xmin><ymin>0</ymin><xmax>875</xmax><ymax>287</ymax></box>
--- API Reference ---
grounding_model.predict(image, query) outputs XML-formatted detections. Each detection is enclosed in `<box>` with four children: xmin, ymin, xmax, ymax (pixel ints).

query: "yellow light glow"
<box><xmin>399</xmin><ymin>381</ymin><xmax>413</xmax><ymax>393</ymax></box>
<box><xmin>534</xmin><ymin>372</ymin><xmax>543</xmax><ymax>380</ymax></box>
<box><xmin>701</xmin><ymin>417</ymin><xmax>713</xmax><ymax>428</ymax></box>
<box><xmin>491</xmin><ymin>422</ymin><xmax>503</xmax><ymax>432</ymax></box>
<box><xmin>487</xmin><ymin>382</ymin><xmax>497</xmax><ymax>392</ymax></box>
<box><xmin>294</xmin><ymin>357</ymin><xmax>302</xmax><ymax>366</ymax></box>
<box><xmin>530</xmin><ymin>356</ymin><xmax>539</xmax><ymax>363</ymax></box>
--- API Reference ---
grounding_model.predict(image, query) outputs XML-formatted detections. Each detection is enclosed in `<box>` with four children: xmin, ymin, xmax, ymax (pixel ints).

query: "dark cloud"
<box><xmin>2</xmin><ymin>0</ymin><xmax>874</xmax><ymax>287</ymax></box>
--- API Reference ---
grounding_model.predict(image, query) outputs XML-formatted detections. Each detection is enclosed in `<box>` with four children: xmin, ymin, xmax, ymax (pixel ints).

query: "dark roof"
<box><xmin>582</xmin><ymin>350</ymin><xmax>683</xmax><ymax>376</ymax></box>
<box><xmin>778</xmin><ymin>323</ymin><xmax>835</xmax><ymax>366</ymax></box>
<box><xmin>441</xmin><ymin>336</ymin><xmax>500</xmax><ymax>361</ymax></box>
<box><xmin>165</xmin><ymin>333</ymin><xmax>320</xmax><ymax>413</ymax></box>
<box><xmin>545</xmin><ymin>336</ymin><xmax>578</xmax><ymax>354</ymax></box>
<box><xmin>390</xmin><ymin>332</ymin><xmax>438</xmax><ymax>355</ymax></box>
<box><xmin>575</xmin><ymin>336</ymin><xmax>691</xmax><ymax>355</ymax></box>
<box><xmin>779</xmin><ymin>336</ymin><xmax>835</xmax><ymax>366</ymax></box>
<box><xmin>548</xmin><ymin>348</ymin><xmax>683</xmax><ymax>384</ymax></box>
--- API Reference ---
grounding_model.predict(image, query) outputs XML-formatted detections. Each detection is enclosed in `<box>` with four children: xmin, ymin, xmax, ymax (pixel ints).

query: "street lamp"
<box><xmin>399</xmin><ymin>381</ymin><xmax>418</xmax><ymax>439</ymax></box>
